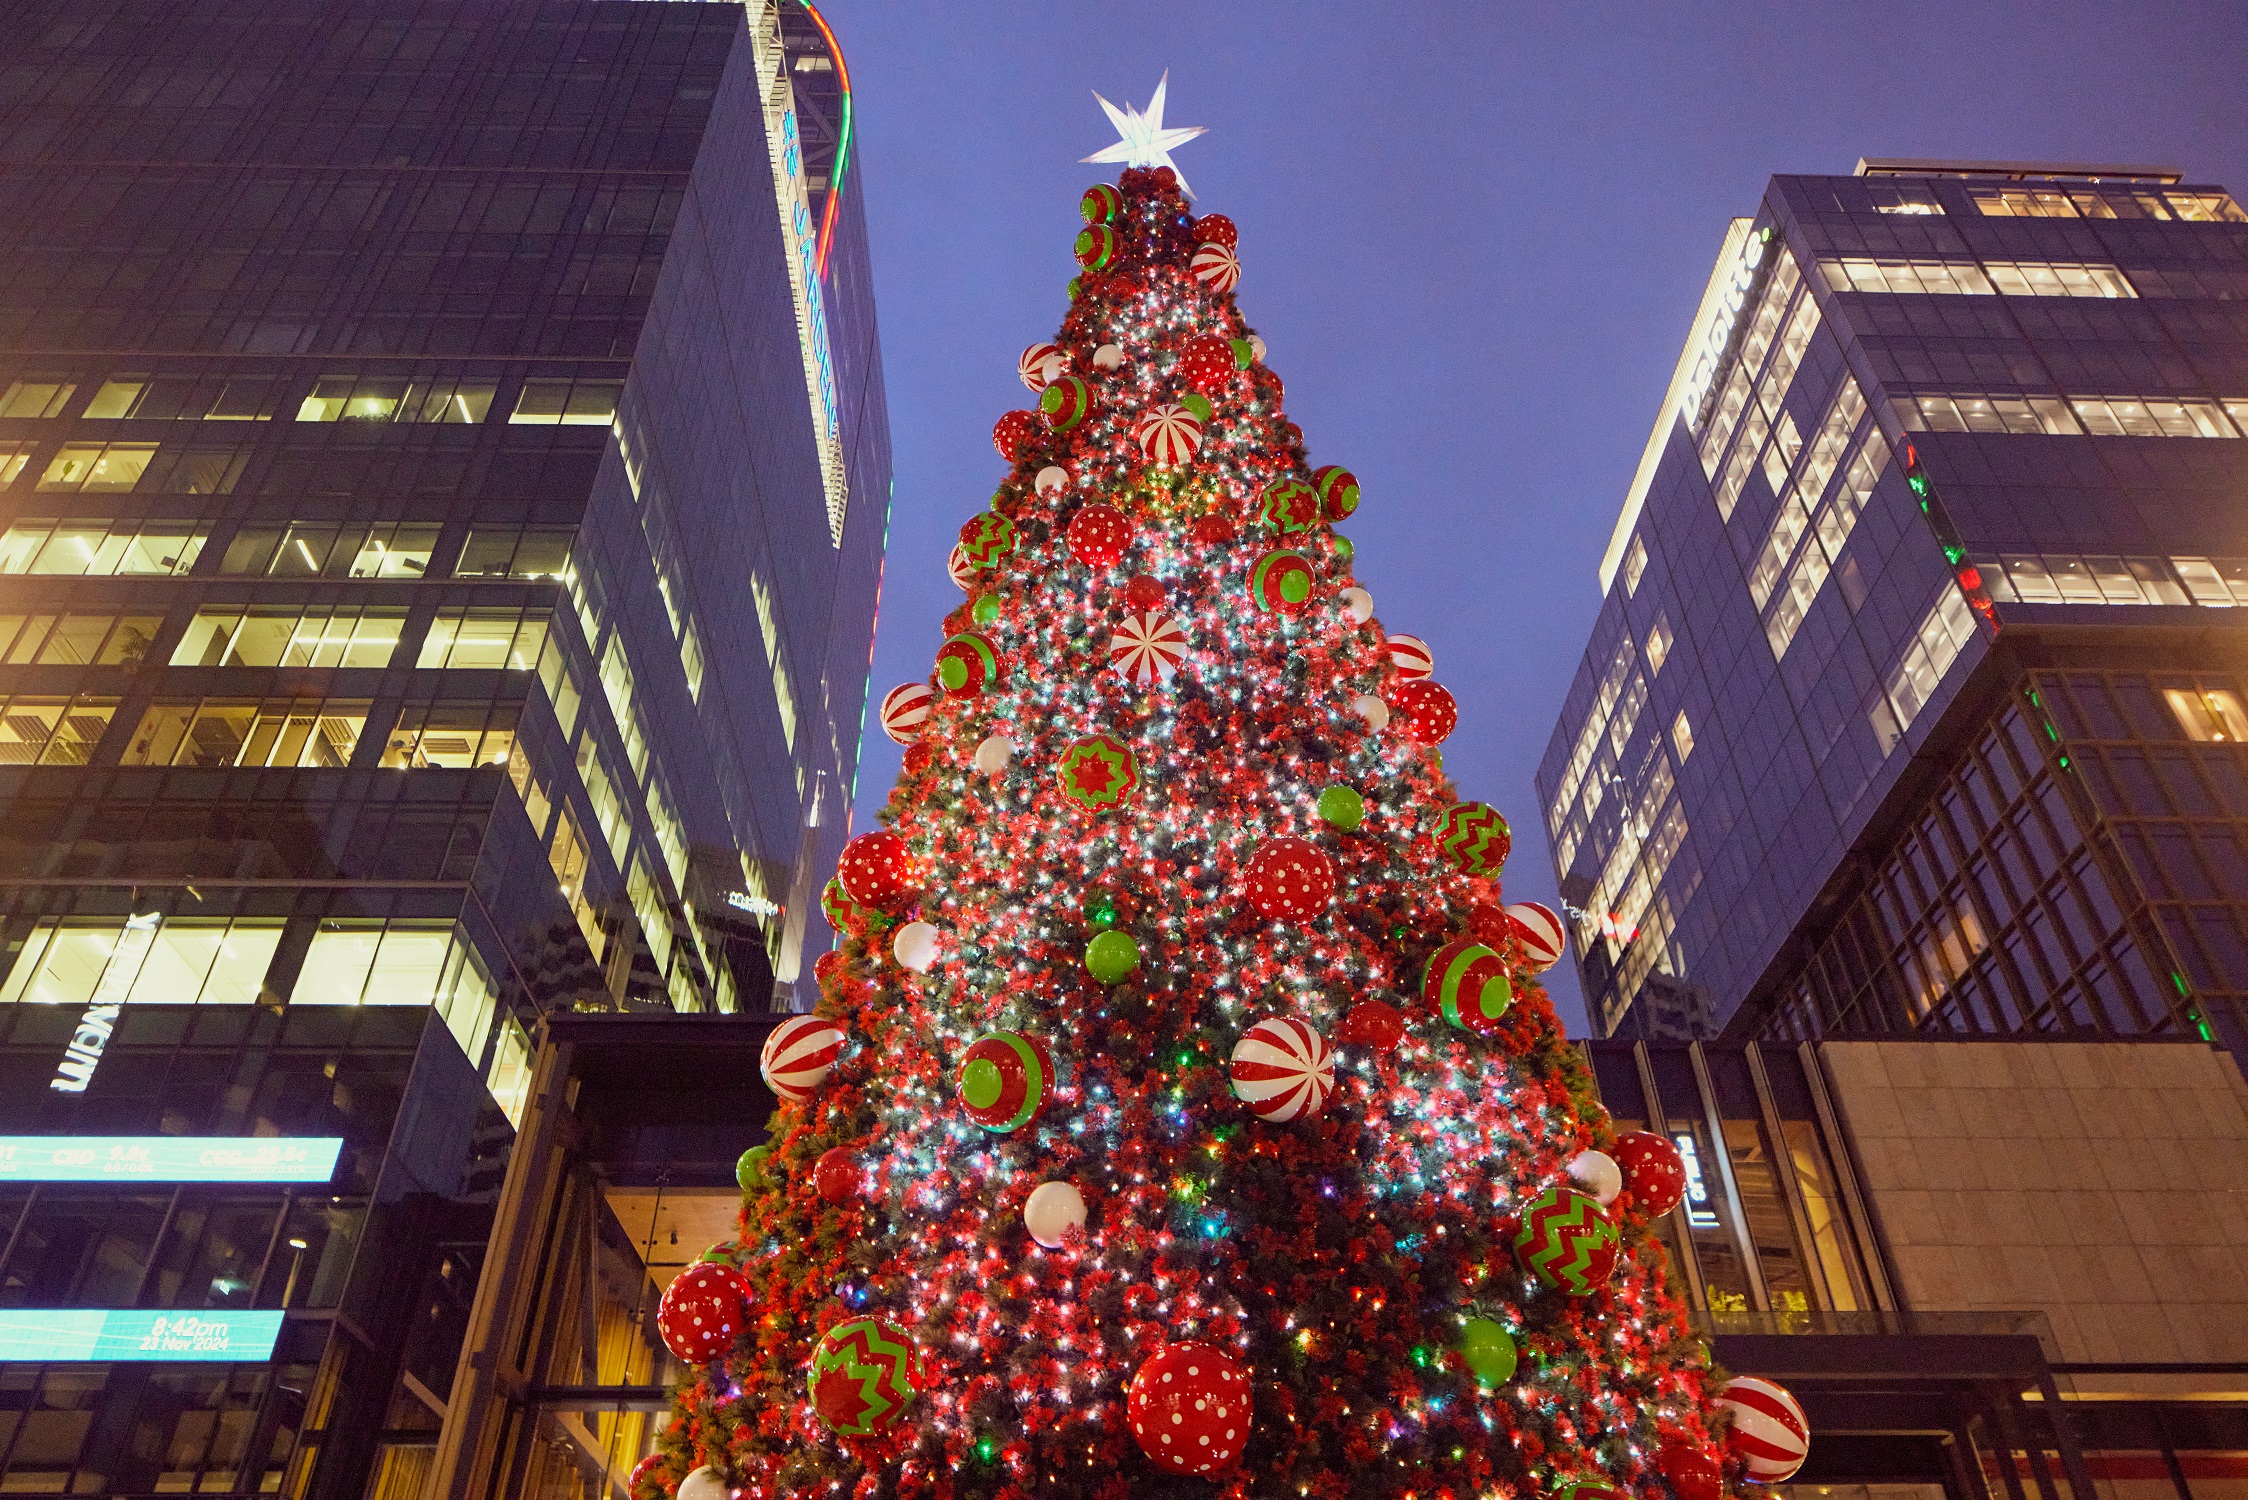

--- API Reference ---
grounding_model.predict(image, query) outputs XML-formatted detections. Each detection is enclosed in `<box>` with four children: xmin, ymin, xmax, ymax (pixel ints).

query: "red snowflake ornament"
<box><xmin>654</xmin><ymin>1262</ymin><xmax>749</xmax><ymax>1364</ymax></box>
<box><xmin>1243</xmin><ymin>837</ymin><xmax>1336</xmax><ymax>922</ymax></box>
<box><xmin>1127</xmin><ymin>1342</ymin><xmax>1252</xmax><ymax>1476</ymax></box>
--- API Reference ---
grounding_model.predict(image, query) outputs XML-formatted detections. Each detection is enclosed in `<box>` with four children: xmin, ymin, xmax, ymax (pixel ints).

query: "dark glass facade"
<box><xmin>1536</xmin><ymin>162</ymin><xmax>2248</xmax><ymax>1047</ymax></box>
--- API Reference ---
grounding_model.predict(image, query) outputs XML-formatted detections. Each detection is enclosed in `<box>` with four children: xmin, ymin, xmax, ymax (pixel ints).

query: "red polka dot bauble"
<box><xmin>1066</xmin><ymin>504</ymin><xmax>1132</xmax><ymax>569</ymax></box>
<box><xmin>1718</xmin><ymin>1375</ymin><xmax>1811</xmax><ymax>1482</ymax></box>
<box><xmin>992</xmin><ymin>409</ymin><xmax>1040</xmax><ymax>462</ymax></box>
<box><xmin>1611</xmin><ymin>1130</ymin><xmax>1688</xmax><ymax>1216</ymax></box>
<box><xmin>1178</xmin><ymin>333</ymin><xmax>1236</xmax><ymax>393</ymax></box>
<box><xmin>1127</xmin><ymin>1342</ymin><xmax>1252</xmax><ymax>1477</ymax></box>
<box><xmin>813</xmin><ymin>949</ymin><xmax>844</xmax><ymax>986</ymax></box>
<box><xmin>654</xmin><ymin>1262</ymin><xmax>749</xmax><ymax>1364</ymax></box>
<box><xmin>837</xmin><ymin>830</ymin><xmax>913</xmax><ymax>906</ymax></box>
<box><xmin>814</xmin><ymin>1147</ymin><xmax>859</xmax><ymax>1206</ymax></box>
<box><xmin>1242</xmin><ymin>837</ymin><xmax>1335</xmax><ymax>922</ymax></box>
<box><xmin>1659</xmin><ymin>1441</ymin><xmax>1723</xmax><ymax>1500</ymax></box>
<box><xmin>1390</xmin><ymin>679</ymin><xmax>1458</xmax><ymax>745</ymax></box>
<box><xmin>1191</xmin><ymin>213</ymin><xmax>1237</xmax><ymax>248</ymax></box>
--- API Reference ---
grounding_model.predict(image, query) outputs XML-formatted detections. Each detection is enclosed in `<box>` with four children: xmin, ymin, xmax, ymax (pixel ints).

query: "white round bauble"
<box><xmin>679</xmin><ymin>1467</ymin><xmax>729</xmax><ymax>1500</ymax></box>
<box><xmin>893</xmin><ymin>921</ymin><xmax>939</xmax><ymax>973</ymax></box>
<box><xmin>1035</xmin><ymin>465</ymin><xmax>1070</xmax><ymax>496</ymax></box>
<box><xmin>1340</xmin><ymin>586</ymin><xmax>1374</xmax><ymax>624</ymax></box>
<box><xmin>1568</xmin><ymin>1149</ymin><xmax>1624</xmax><ymax>1207</ymax></box>
<box><xmin>1091</xmin><ymin>343</ymin><xmax>1124</xmax><ymax>370</ymax></box>
<box><xmin>1023</xmin><ymin>1180</ymin><xmax>1086</xmax><ymax>1249</ymax></box>
<box><xmin>1352</xmin><ymin>693</ymin><xmax>1390</xmax><ymax>731</ymax></box>
<box><xmin>1248</xmin><ymin>334</ymin><xmax>1267</xmax><ymax>362</ymax></box>
<box><xmin>973</xmin><ymin>734</ymin><xmax>1013</xmax><ymax>774</ymax></box>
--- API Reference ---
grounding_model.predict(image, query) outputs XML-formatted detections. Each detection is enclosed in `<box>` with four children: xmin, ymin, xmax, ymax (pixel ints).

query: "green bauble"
<box><xmin>972</xmin><ymin>592</ymin><xmax>1002</xmax><ymax>626</ymax></box>
<box><xmin>1332</xmin><ymin>532</ymin><xmax>1354</xmax><ymax>563</ymax></box>
<box><xmin>1084</xmin><ymin>929</ymin><xmax>1140</xmax><ymax>984</ymax></box>
<box><xmin>1178</xmin><ymin>391</ymin><xmax>1214</xmax><ymax>424</ymax></box>
<box><xmin>1317</xmin><ymin>785</ymin><xmax>1364</xmax><ymax>831</ymax></box>
<box><xmin>736</xmin><ymin>1145</ymin><xmax>772</xmax><ymax>1194</ymax></box>
<box><xmin>1066</xmin><ymin>276</ymin><xmax>1082</xmax><ymax>302</ymax></box>
<box><xmin>1459</xmin><ymin>1317</ymin><xmax>1517</xmax><ymax>1385</ymax></box>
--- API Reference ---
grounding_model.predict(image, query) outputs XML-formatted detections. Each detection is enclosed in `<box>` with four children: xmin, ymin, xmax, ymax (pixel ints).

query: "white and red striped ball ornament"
<box><xmin>1504</xmin><ymin>900</ymin><xmax>1566</xmax><ymax>972</ymax></box>
<box><xmin>1190</xmin><ymin>240</ymin><xmax>1241</xmax><ymax>294</ymax></box>
<box><xmin>1133</xmin><ymin>402</ymin><xmax>1203</xmax><ymax>468</ymax></box>
<box><xmin>1387</xmin><ymin>633</ymin><xmax>1433</xmax><ymax>680</ymax></box>
<box><xmin>946</xmin><ymin>542</ymin><xmax>977</xmax><ymax>593</ymax></box>
<box><xmin>1017</xmin><ymin>342</ymin><xmax>1067</xmax><ymax>392</ymax></box>
<box><xmin>1109</xmin><ymin>613</ymin><xmax>1189</xmax><ymax>686</ymax></box>
<box><xmin>1228</xmin><ymin>1016</ymin><xmax>1335</xmax><ymax>1122</ymax></box>
<box><xmin>760</xmin><ymin>1014</ymin><xmax>845</xmax><ymax>1104</ymax></box>
<box><xmin>1717</xmin><ymin>1375</ymin><xmax>1810</xmax><ymax>1482</ymax></box>
<box><xmin>878</xmin><ymin>682</ymin><xmax>932</xmax><ymax>745</ymax></box>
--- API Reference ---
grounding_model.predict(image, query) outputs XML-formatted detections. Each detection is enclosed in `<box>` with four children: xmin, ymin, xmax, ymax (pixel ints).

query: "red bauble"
<box><xmin>902</xmin><ymin>742</ymin><xmax>934</xmax><ymax>776</ymax></box>
<box><xmin>813</xmin><ymin>950</ymin><xmax>844</xmax><ymax>986</ymax></box>
<box><xmin>1659</xmin><ymin>1441</ymin><xmax>1724</xmax><ymax>1500</ymax></box>
<box><xmin>1178</xmin><ymin>333</ymin><xmax>1236</xmax><ymax>393</ymax></box>
<box><xmin>1123</xmin><ymin>574</ymin><xmax>1166</xmax><ymax>610</ymax></box>
<box><xmin>1336</xmin><ymin>999</ymin><xmax>1405</xmax><ymax>1051</ymax></box>
<box><xmin>654</xmin><ymin>1262</ymin><xmax>750</xmax><ymax>1364</ymax></box>
<box><xmin>1191</xmin><ymin>514</ymin><xmax>1235</xmax><ymax>546</ymax></box>
<box><xmin>1466</xmin><ymin>903</ymin><xmax>1511</xmax><ymax>949</ymax></box>
<box><xmin>992</xmin><ymin>410</ymin><xmax>1041</xmax><ymax>462</ymax></box>
<box><xmin>1127</xmin><ymin>1343</ymin><xmax>1252</xmax><ymax>1476</ymax></box>
<box><xmin>1243</xmin><ymin>837</ymin><xmax>1336</xmax><ymax>922</ymax></box>
<box><xmin>837</xmin><ymin>830</ymin><xmax>913</xmax><ymax>907</ymax></box>
<box><xmin>1390</xmin><ymin>679</ymin><xmax>1459</xmax><ymax>745</ymax></box>
<box><xmin>814</xmin><ymin>1147</ymin><xmax>859</xmax><ymax>1205</ymax></box>
<box><xmin>1066</xmin><ymin>504</ymin><xmax>1132</xmax><ymax>569</ymax></box>
<box><xmin>1612</xmin><ymin>1130</ymin><xmax>1689</xmax><ymax>1216</ymax></box>
<box><xmin>1192</xmin><ymin>213</ymin><xmax>1238</xmax><ymax>249</ymax></box>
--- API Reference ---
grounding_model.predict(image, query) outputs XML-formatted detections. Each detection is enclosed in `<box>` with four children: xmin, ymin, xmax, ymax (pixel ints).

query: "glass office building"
<box><xmin>1537</xmin><ymin>161</ymin><xmax>2248</xmax><ymax>1047</ymax></box>
<box><xmin>0</xmin><ymin>0</ymin><xmax>887</xmax><ymax>1492</ymax></box>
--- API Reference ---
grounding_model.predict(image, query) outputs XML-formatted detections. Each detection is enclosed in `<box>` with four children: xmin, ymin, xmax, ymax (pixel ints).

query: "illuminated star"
<box><xmin>1080</xmin><ymin>71</ymin><xmax>1207</xmax><ymax>198</ymax></box>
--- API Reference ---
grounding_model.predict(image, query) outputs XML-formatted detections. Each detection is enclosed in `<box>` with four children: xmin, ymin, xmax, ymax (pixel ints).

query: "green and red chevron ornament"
<box><xmin>1433</xmin><ymin>801</ymin><xmax>1511</xmax><ymax>876</ymax></box>
<box><xmin>958</xmin><ymin>1030</ymin><xmax>1056</xmax><ymax>1132</ymax></box>
<box><xmin>1249</xmin><ymin>549</ymin><xmax>1315</xmax><ymax>613</ymax></box>
<box><xmin>1257</xmin><ymin>478</ymin><xmax>1323</xmax><ymax>534</ymax></box>
<box><xmin>957</xmin><ymin>512</ymin><xmax>1017</xmax><ymax>570</ymax></box>
<box><xmin>1514</xmin><ymin>1186</ymin><xmax>1619</xmax><ymax>1297</ymax></box>
<box><xmin>1552</xmin><ymin>1481</ymin><xmax>1627</xmax><ymax>1500</ymax></box>
<box><xmin>808</xmin><ymin>1317</ymin><xmax>921</xmax><ymax>1436</ymax></box>
<box><xmin>1057</xmin><ymin>733</ymin><xmax>1138</xmax><ymax>811</ymax></box>
<box><xmin>821</xmin><ymin>876</ymin><xmax>895</xmax><ymax>934</ymax></box>
<box><xmin>936</xmin><ymin>632</ymin><xmax>1001</xmax><ymax>698</ymax></box>
<box><xmin>1423</xmin><ymin>938</ymin><xmax>1513</xmax><ymax>1034</ymax></box>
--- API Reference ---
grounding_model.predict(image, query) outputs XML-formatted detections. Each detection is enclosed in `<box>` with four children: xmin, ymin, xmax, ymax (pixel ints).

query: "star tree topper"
<box><xmin>1080</xmin><ymin>71</ymin><xmax>1206</xmax><ymax>198</ymax></box>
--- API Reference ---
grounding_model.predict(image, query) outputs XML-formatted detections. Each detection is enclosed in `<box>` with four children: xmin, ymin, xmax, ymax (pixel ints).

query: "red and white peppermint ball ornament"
<box><xmin>1504</xmin><ymin>900</ymin><xmax>1566</xmax><ymax>972</ymax></box>
<box><xmin>1228</xmin><ymin>1016</ymin><xmax>1335</xmax><ymax>1122</ymax></box>
<box><xmin>1610</xmin><ymin>1130</ymin><xmax>1687</xmax><ymax>1216</ymax></box>
<box><xmin>1717</xmin><ymin>1376</ymin><xmax>1810</xmax><ymax>1482</ymax></box>
<box><xmin>1190</xmin><ymin>241</ymin><xmax>1241</xmax><ymax>294</ymax></box>
<box><xmin>1109</xmin><ymin>613</ymin><xmax>1188</xmax><ymax>686</ymax></box>
<box><xmin>1242</xmin><ymin>837</ymin><xmax>1336</xmax><ymax>922</ymax></box>
<box><xmin>1387</xmin><ymin>633</ymin><xmax>1433</xmax><ymax>680</ymax></box>
<box><xmin>837</xmin><ymin>829</ymin><xmax>913</xmax><ymax>906</ymax></box>
<box><xmin>1389</xmin><ymin>679</ymin><xmax>1458</xmax><ymax>745</ymax></box>
<box><xmin>878</xmin><ymin>682</ymin><xmax>932</xmax><ymax>745</ymax></box>
<box><xmin>761</xmin><ymin>1014</ymin><xmax>845</xmax><ymax>1104</ymax></box>
<box><xmin>655</xmin><ymin>1262</ymin><xmax>749</xmax><ymax>1363</ymax></box>
<box><xmin>1018</xmin><ymin>342</ymin><xmax>1067</xmax><ymax>392</ymax></box>
<box><xmin>1133</xmin><ymin>402</ymin><xmax>1203</xmax><ymax>468</ymax></box>
<box><xmin>1178</xmin><ymin>333</ymin><xmax>1236</xmax><ymax>392</ymax></box>
<box><xmin>947</xmin><ymin>542</ymin><xmax>978</xmax><ymax>593</ymax></box>
<box><xmin>1066</xmin><ymin>504</ymin><xmax>1132</xmax><ymax>568</ymax></box>
<box><xmin>1128</xmin><ymin>1343</ymin><xmax>1252</xmax><ymax>1476</ymax></box>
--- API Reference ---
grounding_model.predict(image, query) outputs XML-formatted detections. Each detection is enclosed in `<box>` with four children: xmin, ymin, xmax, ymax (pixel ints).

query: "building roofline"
<box><xmin>1855</xmin><ymin>157</ymin><xmax>2182</xmax><ymax>183</ymax></box>
<box><xmin>1599</xmin><ymin>217</ymin><xmax>1754</xmax><ymax>596</ymax></box>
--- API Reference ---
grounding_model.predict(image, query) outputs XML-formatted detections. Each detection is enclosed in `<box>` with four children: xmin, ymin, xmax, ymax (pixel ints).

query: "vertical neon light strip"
<box><xmin>795</xmin><ymin>1</ymin><xmax>852</xmax><ymax>281</ymax></box>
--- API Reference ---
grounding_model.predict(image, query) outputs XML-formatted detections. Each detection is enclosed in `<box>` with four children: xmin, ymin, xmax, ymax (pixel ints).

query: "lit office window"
<box><xmin>0</xmin><ymin>612</ymin><xmax>162</xmax><ymax>665</ymax></box>
<box><xmin>1865</xmin><ymin>183</ymin><xmax>1943</xmax><ymax>216</ymax></box>
<box><xmin>172</xmin><ymin>608</ymin><xmax>404</xmax><ymax>669</ymax></box>
<box><xmin>419</xmin><ymin>609</ymin><xmax>549</xmax><ymax>670</ymax></box>
<box><xmin>296</xmin><ymin>375</ymin><xmax>496</xmax><ymax>423</ymax></box>
<box><xmin>1819</xmin><ymin>258</ymin><xmax>1994</xmax><ymax>296</ymax></box>
<box><xmin>1875</xmin><ymin>589</ymin><xmax>1978</xmax><ymax>747</ymax></box>
<box><xmin>1898</xmin><ymin>394</ymin><xmax>2080</xmax><ymax>435</ymax></box>
<box><xmin>222</xmin><ymin>521</ymin><xmax>436</xmax><ymax>578</ymax></box>
<box><xmin>0</xmin><ymin>917</ymin><xmax>283</xmax><ymax>1007</ymax></box>
<box><xmin>84</xmin><ymin>375</ymin><xmax>282</xmax><ymax>420</ymax></box>
<box><xmin>2170</xmin><ymin>557</ymin><xmax>2248</xmax><ymax>606</ymax></box>
<box><xmin>0</xmin><ymin>442</ymin><xmax>35</xmax><ymax>486</ymax></box>
<box><xmin>122</xmin><ymin>699</ymin><xmax>368</xmax><ymax>768</ymax></box>
<box><xmin>2165</xmin><ymin>191</ymin><xmax>2248</xmax><ymax>223</ymax></box>
<box><xmin>38</xmin><ymin>442</ymin><xmax>158</xmax><ymax>492</ymax></box>
<box><xmin>2068</xmin><ymin>397</ymin><xmax>2236</xmax><ymax>438</ymax></box>
<box><xmin>1976</xmin><ymin>553</ymin><xmax>2195</xmax><ymax>607</ymax></box>
<box><xmin>1671</xmin><ymin>709</ymin><xmax>1694</xmax><ymax>763</ymax></box>
<box><xmin>382</xmin><ymin>703</ymin><xmax>517</xmax><ymax>769</ymax></box>
<box><xmin>293</xmin><ymin>921</ymin><xmax>458</xmax><ymax>1006</ymax></box>
<box><xmin>0</xmin><ymin>696</ymin><xmax>118</xmax><ymax>764</ymax></box>
<box><xmin>2163</xmin><ymin>687</ymin><xmax>2248</xmax><ymax>742</ymax></box>
<box><xmin>1644</xmin><ymin>614</ymin><xmax>1673</xmax><ymax>676</ymax></box>
<box><xmin>488</xmin><ymin>1018</ymin><xmax>534</xmax><ymax>1128</ymax></box>
<box><xmin>1621</xmin><ymin>535</ymin><xmax>1648</xmax><ymax>595</ymax></box>
<box><xmin>508</xmin><ymin>378</ymin><xmax>622</xmax><ymax>426</ymax></box>
<box><xmin>0</xmin><ymin>377</ymin><xmax>78</xmax><ymax>417</ymax></box>
<box><xmin>1968</xmin><ymin>186</ymin><xmax>2174</xmax><ymax>220</ymax></box>
<box><xmin>456</xmin><ymin>525</ymin><xmax>576</xmax><ymax>580</ymax></box>
<box><xmin>1983</xmin><ymin>261</ymin><xmax>2136</xmax><ymax>298</ymax></box>
<box><xmin>0</xmin><ymin>520</ymin><xmax>208</xmax><ymax>576</ymax></box>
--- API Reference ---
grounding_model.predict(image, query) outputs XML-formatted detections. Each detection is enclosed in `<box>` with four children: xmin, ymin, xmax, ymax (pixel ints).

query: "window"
<box><xmin>2170</xmin><ymin>557</ymin><xmax>2248</xmax><ymax>606</ymax></box>
<box><xmin>0</xmin><ymin>695</ymin><xmax>117</xmax><ymax>764</ymax></box>
<box><xmin>84</xmin><ymin>375</ymin><xmax>281</xmax><ymax>420</ymax></box>
<box><xmin>1967</xmin><ymin>188</ymin><xmax>2089</xmax><ymax>219</ymax></box>
<box><xmin>292</xmin><ymin>921</ymin><xmax>458</xmax><ymax>1006</ymax></box>
<box><xmin>1983</xmin><ymin>261</ymin><xmax>2136</xmax><ymax>298</ymax></box>
<box><xmin>419</xmin><ymin>608</ymin><xmax>548</xmax><ymax>670</ymax></box>
<box><xmin>0</xmin><ymin>441</ymin><xmax>36</xmax><ymax>486</ymax></box>
<box><xmin>1878</xmin><ymin>589</ymin><xmax>1978</xmax><ymax>741</ymax></box>
<box><xmin>38</xmin><ymin>442</ymin><xmax>157</xmax><ymax>491</ymax></box>
<box><xmin>1898</xmin><ymin>394</ymin><xmax>2081</xmax><ymax>435</ymax></box>
<box><xmin>221</xmin><ymin>521</ymin><xmax>436</xmax><ymax>578</ymax></box>
<box><xmin>2163</xmin><ymin>687</ymin><xmax>2248</xmax><ymax>742</ymax></box>
<box><xmin>1645</xmin><ymin>614</ymin><xmax>1673</xmax><ymax>676</ymax></box>
<box><xmin>0</xmin><ymin>377</ymin><xmax>77</xmax><ymax>417</ymax></box>
<box><xmin>0</xmin><ymin>916</ymin><xmax>287</xmax><ymax>1007</ymax></box>
<box><xmin>382</xmin><ymin>703</ymin><xmax>517</xmax><ymax>769</ymax></box>
<box><xmin>296</xmin><ymin>375</ymin><xmax>496</xmax><ymax>423</ymax></box>
<box><xmin>171</xmin><ymin>608</ymin><xmax>404</xmax><ymax>669</ymax></box>
<box><xmin>1621</xmin><ymin>535</ymin><xmax>1648</xmax><ymax>595</ymax></box>
<box><xmin>1671</xmin><ymin>709</ymin><xmax>1694</xmax><ymax>763</ymax></box>
<box><xmin>1865</xmin><ymin>183</ymin><xmax>1943</xmax><ymax>216</ymax></box>
<box><xmin>121</xmin><ymin>699</ymin><xmax>368</xmax><ymax>769</ymax></box>
<box><xmin>2069</xmin><ymin>397</ymin><xmax>2236</xmax><ymax>438</ymax></box>
<box><xmin>1975</xmin><ymin>553</ymin><xmax>2194</xmax><ymax>607</ymax></box>
<box><xmin>0</xmin><ymin>612</ymin><xmax>162</xmax><ymax>665</ymax></box>
<box><xmin>0</xmin><ymin>520</ymin><xmax>209</xmax><ymax>576</ymax></box>
<box><xmin>2165</xmin><ymin>192</ymin><xmax>2248</xmax><ymax>224</ymax></box>
<box><xmin>1819</xmin><ymin>258</ymin><xmax>1993</xmax><ymax>296</ymax></box>
<box><xmin>489</xmin><ymin>1018</ymin><xmax>533</xmax><ymax>1128</ymax></box>
<box><xmin>457</xmin><ymin>526</ymin><xmax>575</xmax><ymax>581</ymax></box>
<box><xmin>508</xmin><ymin>378</ymin><xmax>622</xmax><ymax>426</ymax></box>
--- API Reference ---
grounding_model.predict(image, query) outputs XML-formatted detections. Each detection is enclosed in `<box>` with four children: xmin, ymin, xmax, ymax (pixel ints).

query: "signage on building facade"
<box><xmin>0</xmin><ymin>1309</ymin><xmax>285</xmax><ymax>1364</ymax></box>
<box><xmin>49</xmin><ymin>911</ymin><xmax>160</xmax><ymax>1094</ymax></box>
<box><xmin>0</xmin><ymin>1136</ymin><xmax>343</xmax><ymax>1184</ymax></box>
<box><xmin>1679</xmin><ymin>225</ymin><xmax>1773</xmax><ymax>433</ymax></box>
<box><xmin>1672</xmin><ymin>1131</ymin><xmax>1720</xmax><ymax>1228</ymax></box>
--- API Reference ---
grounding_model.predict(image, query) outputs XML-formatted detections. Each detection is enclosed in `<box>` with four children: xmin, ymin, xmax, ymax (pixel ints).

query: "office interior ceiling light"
<box><xmin>1080</xmin><ymin>71</ymin><xmax>1206</xmax><ymax>198</ymax></box>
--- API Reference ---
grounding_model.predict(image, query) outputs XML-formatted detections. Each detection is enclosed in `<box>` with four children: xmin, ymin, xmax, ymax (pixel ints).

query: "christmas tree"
<box><xmin>641</xmin><ymin>89</ymin><xmax>1804</xmax><ymax>1500</ymax></box>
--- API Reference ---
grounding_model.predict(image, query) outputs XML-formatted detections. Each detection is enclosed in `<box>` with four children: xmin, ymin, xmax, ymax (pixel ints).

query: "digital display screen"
<box><xmin>0</xmin><ymin>1137</ymin><xmax>342</xmax><ymax>1184</ymax></box>
<box><xmin>0</xmin><ymin>1309</ymin><xmax>285</xmax><ymax>1363</ymax></box>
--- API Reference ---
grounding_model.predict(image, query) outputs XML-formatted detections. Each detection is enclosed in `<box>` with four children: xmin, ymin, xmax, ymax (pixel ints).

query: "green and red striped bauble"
<box><xmin>1423</xmin><ymin>938</ymin><xmax>1512</xmax><ymax>1034</ymax></box>
<box><xmin>1513</xmin><ymin>1185</ymin><xmax>1618</xmax><ymax>1296</ymax></box>
<box><xmin>1249</xmin><ymin>549</ymin><xmax>1314</xmax><ymax>613</ymax></box>
<box><xmin>936</xmin><ymin>632</ymin><xmax>1000</xmax><ymax>697</ymax></box>
<box><xmin>958</xmin><ymin>1030</ymin><xmax>1055</xmax><ymax>1132</ymax></box>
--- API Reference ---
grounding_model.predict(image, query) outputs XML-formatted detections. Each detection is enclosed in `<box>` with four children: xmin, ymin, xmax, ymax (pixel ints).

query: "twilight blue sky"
<box><xmin>828</xmin><ymin>1</ymin><xmax>2248</xmax><ymax>1035</ymax></box>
